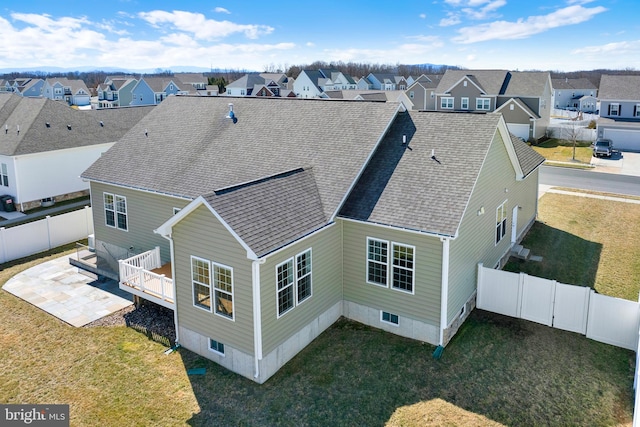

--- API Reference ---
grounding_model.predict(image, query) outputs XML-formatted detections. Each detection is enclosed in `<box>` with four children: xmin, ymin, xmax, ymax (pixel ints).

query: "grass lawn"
<box><xmin>0</xmin><ymin>233</ymin><xmax>636</xmax><ymax>425</ymax></box>
<box><xmin>505</xmin><ymin>191</ymin><xmax>640</xmax><ymax>300</ymax></box>
<box><xmin>532</xmin><ymin>138</ymin><xmax>593</xmax><ymax>164</ymax></box>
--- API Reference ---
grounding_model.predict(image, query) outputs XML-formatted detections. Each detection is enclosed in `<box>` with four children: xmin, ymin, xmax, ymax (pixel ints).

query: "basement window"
<box><xmin>381</xmin><ymin>311</ymin><xmax>399</xmax><ymax>326</ymax></box>
<box><xmin>209</xmin><ymin>338</ymin><xmax>225</xmax><ymax>356</ymax></box>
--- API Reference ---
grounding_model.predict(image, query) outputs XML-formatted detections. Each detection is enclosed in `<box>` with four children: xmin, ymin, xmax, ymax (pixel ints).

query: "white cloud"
<box><xmin>214</xmin><ymin>7</ymin><xmax>231</xmax><ymax>14</ymax></box>
<box><xmin>572</xmin><ymin>39</ymin><xmax>640</xmax><ymax>55</ymax></box>
<box><xmin>452</xmin><ymin>5</ymin><xmax>607</xmax><ymax>43</ymax></box>
<box><xmin>419</xmin><ymin>13</ymin><xmax>427</xmax><ymax>19</ymax></box>
<box><xmin>439</xmin><ymin>13</ymin><xmax>461</xmax><ymax>27</ymax></box>
<box><xmin>138</xmin><ymin>10</ymin><xmax>274</xmax><ymax>40</ymax></box>
<box><xmin>461</xmin><ymin>0</ymin><xmax>506</xmax><ymax>20</ymax></box>
<box><xmin>306</xmin><ymin>42</ymin><xmax>315</xmax><ymax>47</ymax></box>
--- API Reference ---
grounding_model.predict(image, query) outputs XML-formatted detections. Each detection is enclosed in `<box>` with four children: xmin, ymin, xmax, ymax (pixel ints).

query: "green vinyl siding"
<box><xmin>260</xmin><ymin>223</ymin><xmax>343</xmax><ymax>355</ymax></box>
<box><xmin>447</xmin><ymin>132</ymin><xmax>539</xmax><ymax>324</ymax></box>
<box><xmin>91</xmin><ymin>181</ymin><xmax>190</xmax><ymax>263</ymax></box>
<box><xmin>173</xmin><ymin>205</ymin><xmax>254</xmax><ymax>354</ymax></box>
<box><xmin>342</xmin><ymin>219</ymin><xmax>442</xmax><ymax>325</ymax></box>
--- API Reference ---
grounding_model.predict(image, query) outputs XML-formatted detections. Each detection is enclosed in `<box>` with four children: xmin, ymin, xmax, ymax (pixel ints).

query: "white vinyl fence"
<box><xmin>0</xmin><ymin>206</ymin><xmax>93</xmax><ymax>264</ymax></box>
<box><xmin>477</xmin><ymin>263</ymin><xmax>640</xmax><ymax>350</ymax></box>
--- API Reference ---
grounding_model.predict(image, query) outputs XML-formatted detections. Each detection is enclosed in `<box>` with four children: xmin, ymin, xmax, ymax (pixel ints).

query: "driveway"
<box><xmin>590</xmin><ymin>151</ymin><xmax>640</xmax><ymax>177</ymax></box>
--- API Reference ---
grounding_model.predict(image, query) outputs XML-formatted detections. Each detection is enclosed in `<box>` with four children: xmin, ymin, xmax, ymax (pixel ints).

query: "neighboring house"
<box><xmin>97</xmin><ymin>77</ymin><xmax>138</xmax><ymax>109</ymax></box>
<box><xmin>367</xmin><ymin>73</ymin><xmax>409</xmax><ymax>91</ymax></box>
<box><xmin>174</xmin><ymin>73</ymin><xmax>209</xmax><ymax>91</ymax></box>
<box><xmin>17</xmin><ymin>79</ymin><xmax>45</xmax><ymax>98</ymax></box>
<box><xmin>551</xmin><ymin>78</ymin><xmax>598</xmax><ymax>111</ymax></box>
<box><xmin>260</xmin><ymin>73</ymin><xmax>294</xmax><ymax>91</ymax></box>
<box><xmin>596</xmin><ymin>74</ymin><xmax>640</xmax><ymax>151</ymax></box>
<box><xmin>0</xmin><ymin>93</ymin><xmax>152</xmax><ymax>211</ymax></box>
<box><xmin>130</xmin><ymin>76</ymin><xmax>191</xmax><ymax>106</ymax></box>
<box><xmin>317</xmin><ymin>70</ymin><xmax>357</xmax><ymax>91</ymax></box>
<box><xmin>405</xmin><ymin>74</ymin><xmax>442</xmax><ymax>110</ymax></box>
<box><xmin>43</xmin><ymin>78</ymin><xmax>91</xmax><ymax>106</ymax></box>
<box><xmin>435</xmin><ymin>69</ymin><xmax>552</xmax><ymax>140</ymax></box>
<box><xmin>225</xmin><ymin>74</ymin><xmax>273</xmax><ymax>97</ymax></box>
<box><xmin>81</xmin><ymin>96</ymin><xmax>543</xmax><ymax>384</ymax></box>
<box><xmin>293</xmin><ymin>69</ymin><xmax>357</xmax><ymax>98</ymax></box>
<box><xmin>356</xmin><ymin>76</ymin><xmax>373</xmax><ymax>90</ymax></box>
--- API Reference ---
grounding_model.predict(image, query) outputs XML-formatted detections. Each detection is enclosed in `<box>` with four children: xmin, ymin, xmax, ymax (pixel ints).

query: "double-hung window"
<box><xmin>610</xmin><ymin>103</ymin><xmax>620</xmax><ymax>116</ymax></box>
<box><xmin>496</xmin><ymin>201</ymin><xmax>507</xmax><ymax>244</ymax></box>
<box><xmin>441</xmin><ymin>97</ymin><xmax>454</xmax><ymax>109</ymax></box>
<box><xmin>0</xmin><ymin>163</ymin><xmax>8</xmax><ymax>186</ymax></box>
<box><xmin>367</xmin><ymin>238</ymin><xmax>415</xmax><ymax>294</ymax></box>
<box><xmin>103</xmin><ymin>193</ymin><xmax>127</xmax><ymax>231</ymax></box>
<box><xmin>276</xmin><ymin>249</ymin><xmax>312</xmax><ymax>317</ymax></box>
<box><xmin>192</xmin><ymin>256</ymin><xmax>234</xmax><ymax>319</ymax></box>
<box><xmin>476</xmin><ymin>98</ymin><xmax>491</xmax><ymax>110</ymax></box>
<box><xmin>461</xmin><ymin>97</ymin><xmax>469</xmax><ymax>109</ymax></box>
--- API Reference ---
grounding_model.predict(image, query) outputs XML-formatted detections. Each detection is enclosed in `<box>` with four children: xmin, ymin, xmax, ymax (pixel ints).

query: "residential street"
<box><xmin>540</xmin><ymin>165</ymin><xmax>640</xmax><ymax>197</ymax></box>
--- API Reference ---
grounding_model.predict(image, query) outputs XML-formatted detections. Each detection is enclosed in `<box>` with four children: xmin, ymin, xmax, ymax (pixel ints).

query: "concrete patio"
<box><xmin>2</xmin><ymin>254</ymin><xmax>132</xmax><ymax>327</ymax></box>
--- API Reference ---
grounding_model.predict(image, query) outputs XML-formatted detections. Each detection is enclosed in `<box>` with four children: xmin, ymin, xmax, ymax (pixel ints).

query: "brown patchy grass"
<box><xmin>532</xmin><ymin>138</ymin><xmax>593</xmax><ymax>164</ymax></box>
<box><xmin>0</xmin><ymin>240</ymin><xmax>635</xmax><ymax>426</ymax></box>
<box><xmin>506</xmin><ymin>192</ymin><xmax>640</xmax><ymax>300</ymax></box>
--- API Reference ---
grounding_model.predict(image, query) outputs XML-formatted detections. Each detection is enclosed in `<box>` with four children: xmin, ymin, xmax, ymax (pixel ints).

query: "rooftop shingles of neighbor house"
<box><xmin>0</xmin><ymin>93</ymin><xmax>154</xmax><ymax>156</ymax></box>
<box><xmin>598</xmin><ymin>75</ymin><xmax>640</xmax><ymax>100</ymax></box>
<box><xmin>502</xmin><ymin>71</ymin><xmax>550</xmax><ymax>97</ymax></box>
<box><xmin>339</xmin><ymin>111</ymin><xmax>543</xmax><ymax>237</ymax></box>
<box><xmin>551</xmin><ymin>78</ymin><xmax>597</xmax><ymax>91</ymax></box>
<box><xmin>204</xmin><ymin>168</ymin><xmax>327</xmax><ymax>256</ymax></box>
<box><xmin>510</xmin><ymin>132</ymin><xmax>545</xmax><ymax>176</ymax></box>
<box><xmin>436</xmin><ymin>69</ymin><xmax>510</xmax><ymax>95</ymax></box>
<box><xmin>82</xmin><ymin>96</ymin><xmax>401</xmax><ymax>221</ymax></box>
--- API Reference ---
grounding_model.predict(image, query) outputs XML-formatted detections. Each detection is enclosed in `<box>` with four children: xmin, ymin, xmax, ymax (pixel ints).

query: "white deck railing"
<box><xmin>118</xmin><ymin>247</ymin><xmax>174</xmax><ymax>308</ymax></box>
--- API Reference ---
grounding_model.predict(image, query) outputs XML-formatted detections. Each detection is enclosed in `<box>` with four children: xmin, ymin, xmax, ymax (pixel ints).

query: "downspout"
<box><xmin>252</xmin><ymin>258</ymin><xmax>265</xmax><ymax>380</ymax></box>
<box><xmin>168</xmin><ymin>235</ymin><xmax>179</xmax><ymax>345</ymax></box>
<box><xmin>439</xmin><ymin>237</ymin><xmax>450</xmax><ymax>346</ymax></box>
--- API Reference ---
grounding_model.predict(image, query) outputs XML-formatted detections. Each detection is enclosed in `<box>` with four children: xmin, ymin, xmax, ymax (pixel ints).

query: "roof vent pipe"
<box><xmin>402</xmin><ymin>135</ymin><xmax>406</xmax><ymax>144</ymax></box>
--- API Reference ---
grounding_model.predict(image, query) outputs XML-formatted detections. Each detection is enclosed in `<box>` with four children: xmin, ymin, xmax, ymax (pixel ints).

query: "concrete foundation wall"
<box><xmin>442</xmin><ymin>292</ymin><xmax>476</xmax><ymax>345</ymax></box>
<box><xmin>343</xmin><ymin>300</ymin><xmax>439</xmax><ymax>345</ymax></box>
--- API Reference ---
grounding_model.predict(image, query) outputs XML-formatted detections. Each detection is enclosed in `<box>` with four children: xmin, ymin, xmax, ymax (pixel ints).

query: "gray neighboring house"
<box><xmin>43</xmin><ymin>78</ymin><xmax>91</xmax><ymax>106</ymax></box>
<box><xmin>405</xmin><ymin>74</ymin><xmax>443</xmax><ymax>110</ymax></box>
<box><xmin>81</xmin><ymin>96</ymin><xmax>543</xmax><ymax>383</ymax></box>
<box><xmin>130</xmin><ymin>76</ymin><xmax>192</xmax><ymax>106</ymax></box>
<box><xmin>97</xmin><ymin>77</ymin><xmax>138</xmax><ymax>109</ymax></box>
<box><xmin>597</xmin><ymin>74</ymin><xmax>640</xmax><ymax>151</ymax></box>
<box><xmin>551</xmin><ymin>77</ymin><xmax>598</xmax><ymax>111</ymax></box>
<box><xmin>435</xmin><ymin>69</ymin><xmax>552</xmax><ymax>140</ymax></box>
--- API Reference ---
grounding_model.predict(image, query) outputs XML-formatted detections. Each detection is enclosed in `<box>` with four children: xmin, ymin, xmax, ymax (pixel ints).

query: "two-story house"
<box><xmin>0</xmin><ymin>93</ymin><xmax>152</xmax><ymax>211</ymax></box>
<box><xmin>43</xmin><ymin>78</ymin><xmax>91</xmax><ymax>106</ymax></box>
<box><xmin>596</xmin><ymin>74</ymin><xmax>640</xmax><ymax>151</ymax></box>
<box><xmin>367</xmin><ymin>73</ymin><xmax>409</xmax><ymax>91</ymax></box>
<box><xmin>551</xmin><ymin>78</ymin><xmax>598</xmax><ymax>112</ymax></box>
<box><xmin>97</xmin><ymin>76</ymin><xmax>138</xmax><ymax>109</ymax></box>
<box><xmin>80</xmin><ymin>96</ymin><xmax>543</xmax><ymax>384</ymax></box>
<box><xmin>17</xmin><ymin>79</ymin><xmax>45</xmax><ymax>98</ymax></box>
<box><xmin>405</xmin><ymin>74</ymin><xmax>442</xmax><ymax>110</ymax></box>
<box><xmin>435</xmin><ymin>70</ymin><xmax>552</xmax><ymax>140</ymax></box>
<box><xmin>130</xmin><ymin>77</ymin><xmax>191</xmax><ymax>106</ymax></box>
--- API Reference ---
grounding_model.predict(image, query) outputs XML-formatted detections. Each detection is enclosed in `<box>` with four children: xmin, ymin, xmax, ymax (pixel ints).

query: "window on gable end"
<box><xmin>496</xmin><ymin>201</ymin><xmax>507</xmax><ymax>245</ymax></box>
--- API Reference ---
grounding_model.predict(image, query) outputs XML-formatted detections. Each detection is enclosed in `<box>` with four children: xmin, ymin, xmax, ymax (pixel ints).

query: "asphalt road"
<box><xmin>540</xmin><ymin>166</ymin><xmax>640</xmax><ymax>197</ymax></box>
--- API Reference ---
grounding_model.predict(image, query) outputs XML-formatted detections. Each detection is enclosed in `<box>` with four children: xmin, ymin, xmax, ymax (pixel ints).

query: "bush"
<box><xmin>587</xmin><ymin>120</ymin><xmax>597</xmax><ymax>129</ymax></box>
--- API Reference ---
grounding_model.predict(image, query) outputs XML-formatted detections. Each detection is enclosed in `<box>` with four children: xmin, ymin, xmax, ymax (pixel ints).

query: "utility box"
<box><xmin>0</xmin><ymin>195</ymin><xmax>16</xmax><ymax>212</ymax></box>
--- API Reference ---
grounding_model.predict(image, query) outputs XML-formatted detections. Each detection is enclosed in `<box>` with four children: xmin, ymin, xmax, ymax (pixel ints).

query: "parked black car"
<box><xmin>593</xmin><ymin>138</ymin><xmax>613</xmax><ymax>157</ymax></box>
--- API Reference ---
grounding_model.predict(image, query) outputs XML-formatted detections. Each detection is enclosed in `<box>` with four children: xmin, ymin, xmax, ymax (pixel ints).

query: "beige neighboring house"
<box><xmin>405</xmin><ymin>74</ymin><xmax>443</xmax><ymax>110</ymax></box>
<box><xmin>435</xmin><ymin>69</ymin><xmax>552</xmax><ymax>140</ymax></box>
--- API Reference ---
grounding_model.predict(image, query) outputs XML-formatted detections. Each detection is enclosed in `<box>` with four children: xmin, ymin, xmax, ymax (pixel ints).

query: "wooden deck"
<box><xmin>150</xmin><ymin>263</ymin><xmax>172</xmax><ymax>279</ymax></box>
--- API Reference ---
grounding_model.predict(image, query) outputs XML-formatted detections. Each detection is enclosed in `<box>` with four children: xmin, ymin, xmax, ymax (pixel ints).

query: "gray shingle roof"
<box><xmin>339</xmin><ymin>111</ymin><xmax>541</xmax><ymax>236</ymax></box>
<box><xmin>501</xmin><ymin>71</ymin><xmax>550</xmax><ymax>97</ymax></box>
<box><xmin>551</xmin><ymin>78</ymin><xmax>597</xmax><ymax>91</ymax></box>
<box><xmin>510</xmin><ymin>133</ymin><xmax>545</xmax><ymax>177</ymax></box>
<box><xmin>436</xmin><ymin>70</ymin><xmax>510</xmax><ymax>95</ymax></box>
<box><xmin>0</xmin><ymin>93</ymin><xmax>153</xmax><ymax>156</ymax></box>
<box><xmin>598</xmin><ymin>75</ymin><xmax>640</xmax><ymax>100</ymax></box>
<box><xmin>82</xmin><ymin>96</ymin><xmax>400</xmax><ymax>220</ymax></box>
<box><xmin>204</xmin><ymin>168</ymin><xmax>326</xmax><ymax>256</ymax></box>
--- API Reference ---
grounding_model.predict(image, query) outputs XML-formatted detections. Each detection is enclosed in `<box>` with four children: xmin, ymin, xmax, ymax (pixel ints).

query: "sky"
<box><xmin>0</xmin><ymin>0</ymin><xmax>638</xmax><ymax>73</ymax></box>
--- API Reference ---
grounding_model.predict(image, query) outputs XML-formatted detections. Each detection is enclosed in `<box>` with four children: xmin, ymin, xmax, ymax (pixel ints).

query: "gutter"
<box><xmin>439</xmin><ymin>236</ymin><xmax>451</xmax><ymax>346</ymax></box>
<box><xmin>252</xmin><ymin>258</ymin><xmax>265</xmax><ymax>380</ymax></box>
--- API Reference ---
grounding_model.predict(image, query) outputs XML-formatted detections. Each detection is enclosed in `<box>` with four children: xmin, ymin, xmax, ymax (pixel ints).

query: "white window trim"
<box><xmin>610</xmin><ymin>103</ymin><xmax>620</xmax><ymax>116</ymax></box>
<box><xmin>103</xmin><ymin>192</ymin><xmax>128</xmax><ymax>231</ymax></box>
<box><xmin>0</xmin><ymin>163</ymin><xmax>8</xmax><ymax>187</ymax></box>
<box><xmin>476</xmin><ymin>98</ymin><xmax>491</xmax><ymax>111</ymax></box>
<box><xmin>275</xmin><ymin>248</ymin><xmax>313</xmax><ymax>319</ymax></box>
<box><xmin>380</xmin><ymin>310</ymin><xmax>399</xmax><ymax>326</ymax></box>
<box><xmin>366</xmin><ymin>237</ymin><xmax>389</xmax><ymax>288</ymax></box>
<box><xmin>208</xmin><ymin>338</ymin><xmax>225</xmax><ymax>356</ymax></box>
<box><xmin>495</xmin><ymin>200</ymin><xmax>508</xmax><ymax>246</ymax></box>
<box><xmin>461</xmin><ymin>97</ymin><xmax>469</xmax><ymax>110</ymax></box>
<box><xmin>441</xmin><ymin>97</ymin><xmax>454</xmax><ymax>109</ymax></box>
<box><xmin>390</xmin><ymin>242</ymin><xmax>416</xmax><ymax>295</ymax></box>
<box><xmin>635</xmin><ymin>104</ymin><xmax>640</xmax><ymax>117</ymax></box>
<box><xmin>191</xmin><ymin>256</ymin><xmax>213</xmax><ymax>313</ymax></box>
<box><xmin>366</xmin><ymin>238</ymin><xmax>416</xmax><ymax>294</ymax></box>
<box><xmin>212</xmin><ymin>261</ymin><xmax>235</xmax><ymax>321</ymax></box>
